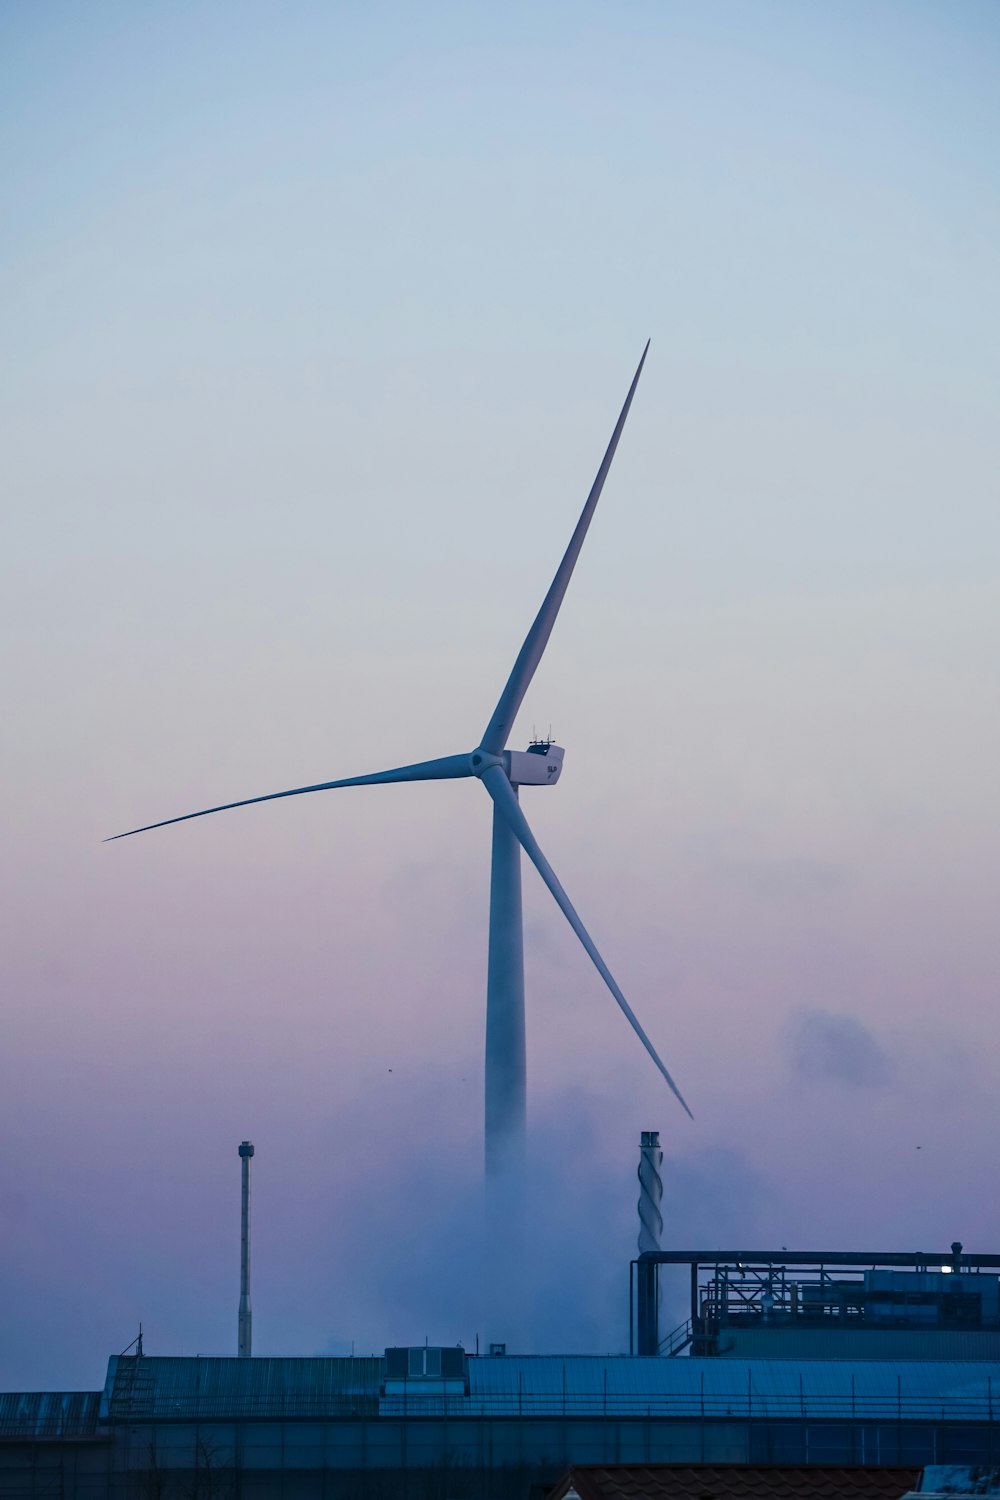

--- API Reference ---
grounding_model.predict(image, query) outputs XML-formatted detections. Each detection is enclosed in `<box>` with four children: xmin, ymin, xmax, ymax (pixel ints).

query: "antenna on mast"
<box><xmin>120</xmin><ymin>1324</ymin><xmax>144</xmax><ymax>1358</ymax></box>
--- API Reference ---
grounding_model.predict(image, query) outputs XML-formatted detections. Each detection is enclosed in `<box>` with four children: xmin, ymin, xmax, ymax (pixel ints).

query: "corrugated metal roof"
<box><xmin>101</xmin><ymin>1356</ymin><xmax>385</xmax><ymax>1420</ymax></box>
<box><xmin>453</xmin><ymin>1356</ymin><xmax>1000</xmax><ymax>1419</ymax></box>
<box><xmin>90</xmin><ymin>1353</ymin><xmax>1000</xmax><ymax>1423</ymax></box>
<box><xmin>0</xmin><ymin>1391</ymin><xmax>102</xmax><ymax>1439</ymax></box>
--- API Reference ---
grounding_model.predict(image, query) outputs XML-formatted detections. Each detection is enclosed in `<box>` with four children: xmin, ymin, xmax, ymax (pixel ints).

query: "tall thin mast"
<box><xmin>238</xmin><ymin>1140</ymin><xmax>254</xmax><ymax>1358</ymax></box>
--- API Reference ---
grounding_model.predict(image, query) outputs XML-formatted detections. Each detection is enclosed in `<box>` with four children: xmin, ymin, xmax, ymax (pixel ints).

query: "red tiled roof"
<box><xmin>548</xmin><ymin>1465</ymin><xmax>921</xmax><ymax>1500</ymax></box>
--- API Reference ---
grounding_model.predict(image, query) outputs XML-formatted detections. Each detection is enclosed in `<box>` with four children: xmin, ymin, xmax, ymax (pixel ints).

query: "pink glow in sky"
<box><xmin>2</xmin><ymin>1</ymin><xmax>999</xmax><ymax>1390</ymax></box>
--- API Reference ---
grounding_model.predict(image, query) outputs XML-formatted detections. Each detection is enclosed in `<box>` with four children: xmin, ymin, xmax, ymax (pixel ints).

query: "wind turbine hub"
<box><xmin>470</xmin><ymin>749</ymin><xmax>504</xmax><ymax>777</ymax></box>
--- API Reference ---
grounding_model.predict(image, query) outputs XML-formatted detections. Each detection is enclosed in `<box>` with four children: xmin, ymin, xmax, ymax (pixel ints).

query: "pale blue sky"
<box><xmin>1</xmin><ymin>1</ymin><xmax>999</xmax><ymax>1388</ymax></box>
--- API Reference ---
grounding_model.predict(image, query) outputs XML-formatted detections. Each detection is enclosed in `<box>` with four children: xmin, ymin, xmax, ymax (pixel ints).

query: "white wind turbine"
<box><xmin>110</xmin><ymin>342</ymin><xmax>692</xmax><ymax>1174</ymax></box>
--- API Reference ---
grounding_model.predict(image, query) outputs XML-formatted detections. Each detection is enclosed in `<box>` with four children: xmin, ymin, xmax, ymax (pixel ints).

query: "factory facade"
<box><xmin>3</xmin><ymin>1347</ymin><xmax>1000</xmax><ymax>1500</ymax></box>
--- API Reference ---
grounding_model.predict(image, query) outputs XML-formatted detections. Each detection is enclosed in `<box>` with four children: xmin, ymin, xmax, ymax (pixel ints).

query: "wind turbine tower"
<box><xmin>110</xmin><ymin>345</ymin><xmax>692</xmax><ymax>1175</ymax></box>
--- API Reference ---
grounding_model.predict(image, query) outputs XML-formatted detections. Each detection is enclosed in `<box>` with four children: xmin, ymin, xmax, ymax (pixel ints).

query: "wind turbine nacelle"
<box><xmin>505</xmin><ymin>744</ymin><xmax>564</xmax><ymax>787</ymax></box>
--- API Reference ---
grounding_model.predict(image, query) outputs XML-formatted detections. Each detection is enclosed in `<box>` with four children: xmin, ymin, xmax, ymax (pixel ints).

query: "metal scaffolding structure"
<box><xmin>630</xmin><ymin>1248</ymin><xmax>1000</xmax><ymax>1358</ymax></box>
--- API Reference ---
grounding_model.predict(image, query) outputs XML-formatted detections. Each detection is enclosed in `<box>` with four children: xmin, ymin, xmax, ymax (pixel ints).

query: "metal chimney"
<box><xmin>636</xmin><ymin>1129</ymin><xmax>663</xmax><ymax>1355</ymax></box>
<box><xmin>238</xmin><ymin>1140</ymin><xmax>254</xmax><ymax>1358</ymax></box>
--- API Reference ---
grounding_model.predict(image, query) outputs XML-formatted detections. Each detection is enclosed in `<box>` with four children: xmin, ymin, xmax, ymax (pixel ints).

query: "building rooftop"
<box><xmin>47</xmin><ymin>1353</ymin><xmax>996</xmax><ymax>1425</ymax></box>
<box><xmin>0</xmin><ymin>1391</ymin><xmax>102</xmax><ymax>1440</ymax></box>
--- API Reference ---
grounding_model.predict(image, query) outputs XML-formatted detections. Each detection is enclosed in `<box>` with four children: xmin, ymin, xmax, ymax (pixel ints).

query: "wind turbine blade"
<box><xmin>480</xmin><ymin>342</ymin><xmax>650</xmax><ymax>755</ymax></box>
<box><xmin>106</xmin><ymin>753</ymin><xmax>473</xmax><ymax>841</ymax></box>
<box><xmin>481</xmin><ymin>765</ymin><xmax>692</xmax><ymax>1118</ymax></box>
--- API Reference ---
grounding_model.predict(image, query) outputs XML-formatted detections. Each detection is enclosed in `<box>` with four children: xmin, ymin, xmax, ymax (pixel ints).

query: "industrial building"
<box><xmin>4</xmin><ymin>1313</ymin><xmax>1000</xmax><ymax>1497</ymax></box>
<box><xmin>5</xmin><ymin>1141</ymin><xmax>1000</xmax><ymax>1497</ymax></box>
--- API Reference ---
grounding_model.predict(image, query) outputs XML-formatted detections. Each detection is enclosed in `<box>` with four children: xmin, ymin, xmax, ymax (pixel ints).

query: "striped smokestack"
<box><xmin>636</xmin><ymin>1130</ymin><xmax>663</xmax><ymax>1355</ymax></box>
